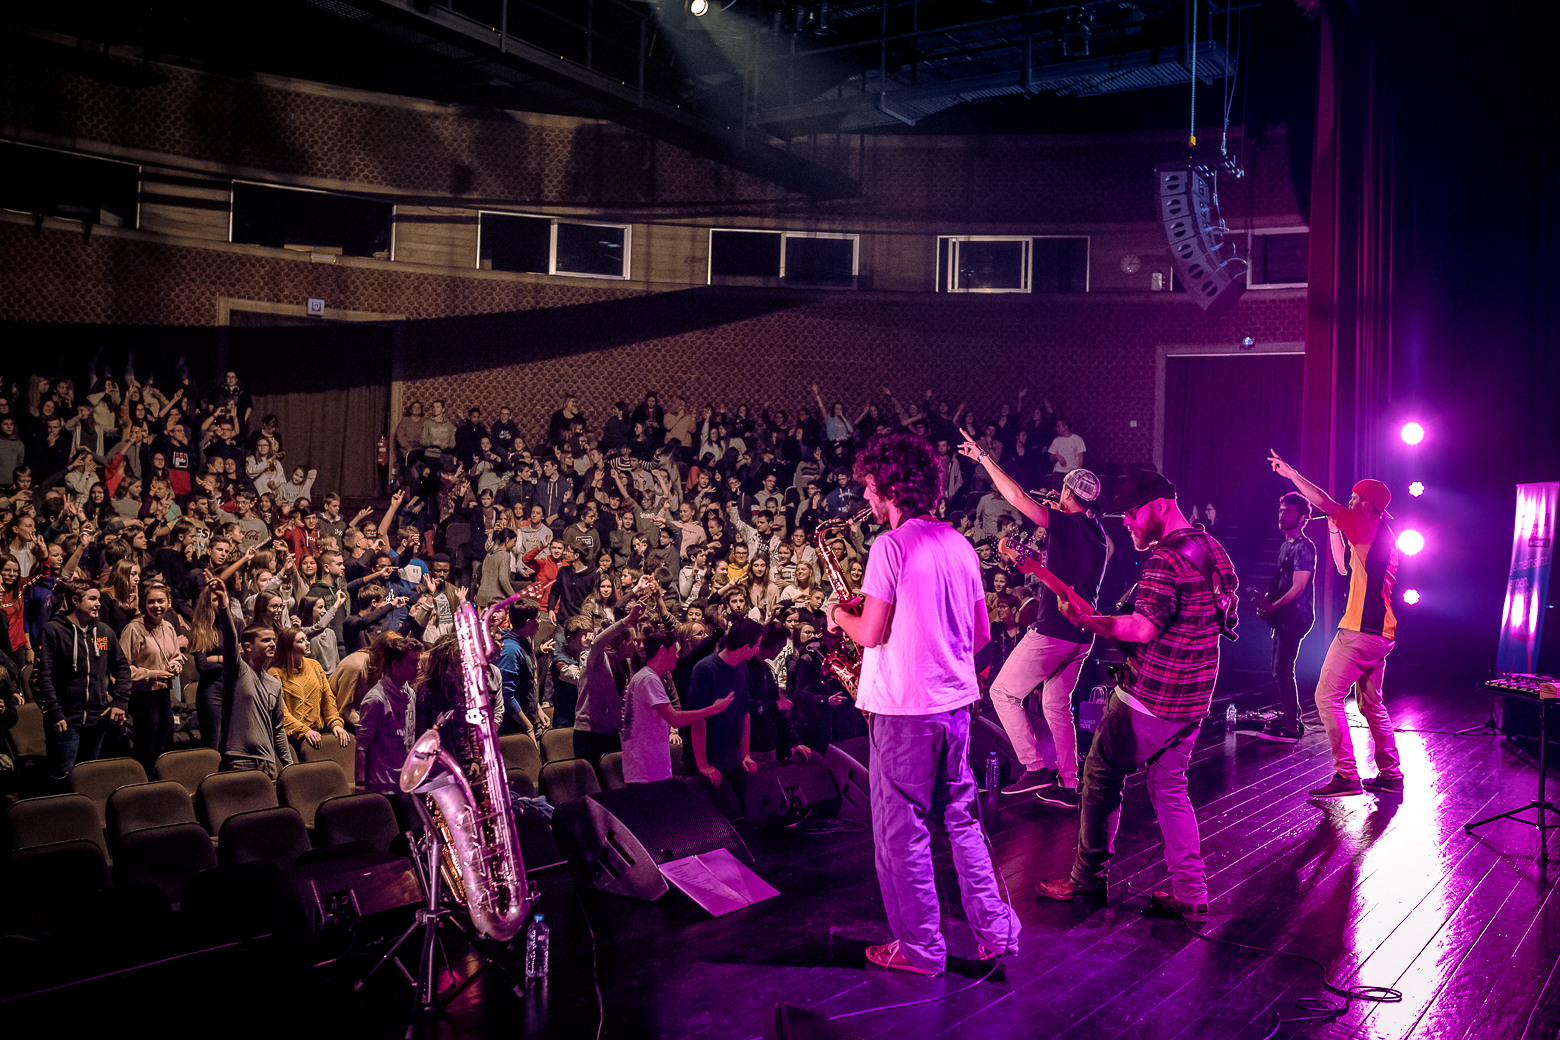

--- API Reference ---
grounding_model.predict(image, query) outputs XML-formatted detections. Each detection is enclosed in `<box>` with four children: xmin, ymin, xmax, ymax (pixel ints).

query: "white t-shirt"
<box><xmin>620</xmin><ymin>666</ymin><xmax>673</xmax><ymax>783</ymax></box>
<box><xmin>856</xmin><ymin>518</ymin><xmax>982</xmax><ymax>716</ymax></box>
<box><xmin>1048</xmin><ymin>433</ymin><xmax>1087</xmax><ymax>472</ymax></box>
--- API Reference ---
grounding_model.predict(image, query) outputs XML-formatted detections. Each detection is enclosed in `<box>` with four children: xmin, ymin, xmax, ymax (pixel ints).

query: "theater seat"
<box><xmin>196</xmin><ymin>770</ymin><xmax>278</xmax><ymax>836</ymax></box>
<box><xmin>539</xmin><ymin>758</ymin><xmax>600</xmax><ymax>805</ymax></box>
<box><xmin>106</xmin><ymin>781</ymin><xmax>197</xmax><ymax>852</ymax></box>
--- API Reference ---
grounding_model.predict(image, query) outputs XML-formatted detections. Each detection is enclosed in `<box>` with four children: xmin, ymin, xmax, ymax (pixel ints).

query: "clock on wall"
<box><xmin>1119</xmin><ymin>253</ymin><xmax>1142</xmax><ymax>275</ymax></box>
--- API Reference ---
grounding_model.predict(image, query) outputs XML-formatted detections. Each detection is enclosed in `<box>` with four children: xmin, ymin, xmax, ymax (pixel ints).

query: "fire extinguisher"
<box><xmin>376</xmin><ymin>435</ymin><xmax>388</xmax><ymax>467</ymax></box>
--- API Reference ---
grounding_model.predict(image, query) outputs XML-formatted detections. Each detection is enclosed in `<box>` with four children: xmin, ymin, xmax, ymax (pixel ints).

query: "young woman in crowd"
<box><xmin>745</xmin><ymin>553</ymin><xmax>779</xmax><ymax>622</ymax></box>
<box><xmin>100</xmin><ymin>558</ymin><xmax>141</xmax><ymax>634</ymax></box>
<box><xmin>270</xmin><ymin>626</ymin><xmax>349</xmax><ymax>752</ymax></box>
<box><xmin>118</xmin><ymin>582</ymin><xmax>184</xmax><ymax>772</ymax></box>
<box><xmin>187</xmin><ymin>583</ymin><xmax>227</xmax><ymax>749</ymax></box>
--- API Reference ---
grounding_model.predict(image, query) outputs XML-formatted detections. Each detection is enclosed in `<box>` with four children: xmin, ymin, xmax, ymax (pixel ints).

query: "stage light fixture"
<box><xmin>1397</xmin><ymin>529</ymin><xmax>1425</xmax><ymax>556</ymax></box>
<box><xmin>1399</xmin><ymin>421</ymin><xmax>1425</xmax><ymax>445</ymax></box>
<box><xmin>1239</xmin><ymin>336</ymin><xmax>1256</xmax><ymax>351</ymax></box>
<box><xmin>689</xmin><ymin>0</ymin><xmax>708</xmax><ymax>14</ymax></box>
<box><xmin>1402</xmin><ymin>589</ymin><xmax>1421</xmax><ymax>605</ymax></box>
<box><xmin>1409</xmin><ymin>481</ymin><xmax>1425</xmax><ymax>497</ymax></box>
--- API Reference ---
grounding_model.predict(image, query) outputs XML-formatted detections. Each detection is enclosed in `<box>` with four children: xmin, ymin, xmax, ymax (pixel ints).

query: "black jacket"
<box><xmin>34</xmin><ymin>615</ymin><xmax>133</xmax><ymax>728</ymax></box>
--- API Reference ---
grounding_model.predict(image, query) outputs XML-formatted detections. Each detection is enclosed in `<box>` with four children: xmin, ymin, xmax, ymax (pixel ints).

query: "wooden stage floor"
<box><xmin>9</xmin><ymin>677</ymin><xmax>1559</xmax><ymax>1040</ymax></box>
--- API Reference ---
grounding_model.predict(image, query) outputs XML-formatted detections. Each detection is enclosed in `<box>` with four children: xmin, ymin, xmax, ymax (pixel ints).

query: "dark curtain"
<box><xmin>251</xmin><ymin>384</ymin><xmax>387</xmax><ymax>499</ymax></box>
<box><xmin>1163</xmin><ymin>353</ymin><xmax>1305</xmax><ymax>543</ymax></box>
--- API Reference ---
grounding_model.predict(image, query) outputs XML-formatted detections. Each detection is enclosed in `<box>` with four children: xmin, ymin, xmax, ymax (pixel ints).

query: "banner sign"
<box><xmin>1496</xmin><ymin>482</ymin><xmax>1559</xmax><ymax>674</ymax></box>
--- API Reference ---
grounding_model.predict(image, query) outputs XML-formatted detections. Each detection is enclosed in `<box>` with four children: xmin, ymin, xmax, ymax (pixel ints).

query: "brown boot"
<box><xmin>1034</xmin><ymin>875</ymin><xmax>1107</xmax><ymax>905</ymax></box>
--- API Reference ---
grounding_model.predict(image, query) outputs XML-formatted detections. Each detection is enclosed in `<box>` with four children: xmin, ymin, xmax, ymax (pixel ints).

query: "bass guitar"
<box><xmin>1000</xmin><ymin>532</ymin><xmax>1095</xmax><ymax>618</ymax></box>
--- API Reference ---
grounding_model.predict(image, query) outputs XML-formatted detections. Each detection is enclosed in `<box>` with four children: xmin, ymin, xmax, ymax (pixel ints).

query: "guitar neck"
<box><xmin>1014</xmin><ymin>558</ymin><xmax>1093</xmax><ymax>617</ymax></box>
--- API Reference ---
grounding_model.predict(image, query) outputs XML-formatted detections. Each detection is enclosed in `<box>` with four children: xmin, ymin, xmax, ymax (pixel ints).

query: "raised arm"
<box><xmin>957</xmin><ymin>424</ymin><xmax>1050</xmax><ymax>528</ymax></box>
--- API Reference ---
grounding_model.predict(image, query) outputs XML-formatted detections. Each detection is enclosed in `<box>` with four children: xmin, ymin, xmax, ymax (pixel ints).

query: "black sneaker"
<box><xmin>1308</xmin><ymin>773</ymin><xmax>1365</xmax><ymax>798</ymax></box>
<box><xmin>1002</xmin><ymin>768</ymin><xmax>1055</xmax><ymax>796</ymax></box>
<box><xmin>1247</xmin><ymin>719</ymin><xmax>1303</xmax><ymax>743</ymax></box>
<box><xmin>1362</xmin><ymin>773</ymin><xmax>1405</xmax><ymax>794</ymax></box>
<box><xmin>1036</xmin><ymin>783</ymin><xmax>1080</xmax><ymax>810</ymax></box>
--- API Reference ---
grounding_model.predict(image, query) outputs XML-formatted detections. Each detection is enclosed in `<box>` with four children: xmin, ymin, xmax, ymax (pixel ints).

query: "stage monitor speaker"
<box><xmin>824</xmin><ymin>736</ymin><xmax>871</xmax><ymax>822</ymax></box>
<box><xmin>969</xmin><ymin>712</ymin><xmax>1022</xmax><ymax>789</ymax></box>
<box><xmin>1156</xmin><ymin>164</ymin><xmax>1247</xmax><ymax>315</ymax></box>
<box><xmin>743</xmin><ymin>763</ymin><xmax>840</xmax><ymax>826</ymax></box>
<box><xmin>277</xmin><ymin>847</ymin><xmax>422</xmax><ymax>947</ymax></box>
<box><xmin>552</xmin><ymin>779</ymin><xmax>752</xmax><ymax>901</ymax></box>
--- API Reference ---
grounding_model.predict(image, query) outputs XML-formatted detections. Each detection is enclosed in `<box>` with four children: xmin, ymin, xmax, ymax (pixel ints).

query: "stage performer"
<box><xmin>1267</xmin><ymin>451</ymin><xmax>1403</xmax><ymax>796</ymax></box>
<box><xmin>958</xmin><ymin>426</ymin><xmax>1107</xmax><ymax>807</ymax></box>
<box><xmin>831</xmin><ymin>432</ymin><xmax>1020</xmax><ymax>976</ymax></box>
<box><xmin>1035</xmin><ymin>471</ymin><xmax>1236</xmax><ymax>925</ymax></box>
<box><xmin>1245</xmin><ymin>491</ymin><xmax>1318</xmax><ymax>743</ymax></box>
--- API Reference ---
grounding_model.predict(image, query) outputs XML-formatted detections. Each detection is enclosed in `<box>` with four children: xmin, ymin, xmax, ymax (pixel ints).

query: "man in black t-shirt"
<box><xmin>1250</xmin><ymin>492</ymin><xmax>1317</xmax><ymax>742</ymax></box>
<box><xmin>960</xmin><ymin>429</ymin><xmax>1107</xmax><ymax>810</ymax></box>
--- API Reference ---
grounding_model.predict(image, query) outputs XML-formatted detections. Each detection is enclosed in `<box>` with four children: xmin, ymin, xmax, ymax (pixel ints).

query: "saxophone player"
<box><xmin>957</xmin><ymin>427</ymin><xmax>1108</xmax><ymax>808</ymax></box>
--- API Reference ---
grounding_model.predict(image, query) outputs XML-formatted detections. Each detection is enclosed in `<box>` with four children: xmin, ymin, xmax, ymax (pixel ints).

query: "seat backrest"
<box><xmin>313</xmin><ymin>793</ymin><xmax>400</xmax><ymax>854</ymax></box>
<box><xmin>539</xmin><ymin>758</ymin><xmax>601</xmax><ymax>806</ymax></box>
<box><xmin>195</xmin><ymin>770</ymin><xmax>278</xmax><ymax>835</ymax></box>
<box><xmin>112</xmin><ymin>822</ymin><xmax>219</xmax><ymax>907</ymax></box>
<box><xmin>1</xmin><ymin>839</ymin><xmax>111</xmax><ymax>938</ymax></box>
<box><xmin>218</xmin><ymin>806</ymin><xmax>311</xmax><ymax>871</ymax></box>
<box><xmin>9</xmin><ymin>701</ymin><xmax>48</xmax><ymax>758</ymax></box>
<box><xmin>277</xmin><ymin>761</ymin><xmax>351</xmax><ymax>829</ymax></box>
<box><xmin>444</xmin><ymin>523</ymin><xmax>471</xmax><ymax>549</ymax></box>
<box><xmin>6</xmin><ymin>793</ymin><xmax>107</xmax><ymax>858</ymax></box>
<box><xmin>296</xmin><ymin>734</ymin><xmax>356</xmax><ymax>775</ymax></box>
<box><xmin>106</xmin><ymin>781</ymin><xmax>197</xmax><ymax>851</ymax></box>
<box><xmin>507</xmin><ymin>769</ymin><xmax>537</xmax><ymax>800</ymax></box>
<box><xmin>153</xmin><ymin>747</ymin><xmax>222</xmax><ymax>797</ymax></box>
<box><xmin>597</xmin><ymin>751</ymin><xmax>626</xmax><ymax>791</ymax></box>
<box><xmin>70</xmin><ymin>757</ymin><xmax>150</xmax><ymax>827</ymax></box>
<box><xmin>498</xmin><ymin>732</ymin><xmax>542</xmax><ymax>784</ymax></box>
<box><xmin>540</xmin><ymin>726</ymin><xmax>575</xmax><ymax>763</ymax></box>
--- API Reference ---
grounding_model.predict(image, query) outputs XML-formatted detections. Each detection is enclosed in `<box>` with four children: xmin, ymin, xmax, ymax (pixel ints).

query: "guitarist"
<box><xmin>1247</xmin><ymin>491</ymin><xmax>1317</xmax><ymax>743</ymax></box>
<box><xmin>958</xmin><ymin>428</ymin><xmax>1107</xmax><ymax>809</ymax></box>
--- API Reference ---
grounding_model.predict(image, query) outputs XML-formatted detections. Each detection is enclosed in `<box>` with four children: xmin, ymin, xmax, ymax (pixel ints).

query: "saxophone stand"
<box><xmin>354</xmin><ymin>803</ymin><xmax>523</xmax><ymax>1035</ymax></box>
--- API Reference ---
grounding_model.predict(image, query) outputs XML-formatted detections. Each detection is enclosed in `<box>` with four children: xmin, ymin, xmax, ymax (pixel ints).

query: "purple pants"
<box><xmin>868</xmin><ymin>708</ymin><xmax>1021</xmax><ymax>972</ymax></box>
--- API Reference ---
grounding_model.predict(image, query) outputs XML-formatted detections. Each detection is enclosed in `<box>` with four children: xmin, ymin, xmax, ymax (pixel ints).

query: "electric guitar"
<box><xmin>1000</xmin><ymin>532</ymin><xmax>1095</xmax><ymax>618</ymax></box>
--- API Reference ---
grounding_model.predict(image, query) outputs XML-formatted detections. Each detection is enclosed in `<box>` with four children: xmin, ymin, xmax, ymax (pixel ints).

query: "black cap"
<box><xmin>1107</xmin><ymin>471</ymin><xmax>1178</xmax><ymax>516</ymax></box>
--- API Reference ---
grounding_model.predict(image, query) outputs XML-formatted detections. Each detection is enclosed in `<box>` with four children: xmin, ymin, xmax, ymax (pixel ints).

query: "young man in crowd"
<box><xmin>210</xmin><ymin>581</ymin><xmax>293</xmax><ymax>777</ymax></box>
<box><xmin>620</xmin><ymin>628</ymin><xmax>734</xmax><ymax>784</ymax></box>
<box><xmin>684</xmin><ymin>615</ymin><xmax>765</xmax><ymax>793</ymax></box>
<box><xmin>34</xmin><ymin>581</ymin><xmax>133</xmax><ymax>787</ymax></box>
<box><xmin>355</xmin><ymin>634</ymin><xmax>427</xmax><ymax>795</ymax></box>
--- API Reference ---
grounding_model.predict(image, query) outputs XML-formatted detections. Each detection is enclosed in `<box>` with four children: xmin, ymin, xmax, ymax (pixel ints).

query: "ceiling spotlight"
<box><xmin>1408</xmin><ymin>481</ymin><xmax>1425</xmax><ymax>497</ymax></box>
<box><xmin>1060</xmin><ymin>8</ymin><xmax>1091</xmax><ymax>57</ymax></box>
<box><xmin>1399</xmin><ymin>421</ymin><xmax>1425</xmax><ymax>445</ymax></box>
<box><xmin>688</xmin><ymin>0</ymin><xmax>708</xmax><ymax>13</ymax></box>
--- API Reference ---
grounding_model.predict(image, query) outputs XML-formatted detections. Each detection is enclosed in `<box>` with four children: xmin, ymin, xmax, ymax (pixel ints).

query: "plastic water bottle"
<box><xmin>524</xmin><ymin>914</ymin><xmax>550</xmax><ymax>979</ymax></box>
<box><xmin>984</xmin><ymin>750</ymin><xmax>1001</xmax><ymax>793</ymax></box>
<box><xmin>1225</xmin><ymin>703</ymin><xmax>1238</xmax><ymax>728</ymax></box>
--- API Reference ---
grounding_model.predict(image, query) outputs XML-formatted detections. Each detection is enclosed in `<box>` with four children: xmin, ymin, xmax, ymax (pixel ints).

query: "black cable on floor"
<box><xmin>1123</xmin><ymin>879</ymin><xmax>1402</xmax><ymax>1037</ymax></box>
<box><xmin>573</xmin><ymin>887</ymin><xmax>606</xmax><ymax>1040</ymax></box>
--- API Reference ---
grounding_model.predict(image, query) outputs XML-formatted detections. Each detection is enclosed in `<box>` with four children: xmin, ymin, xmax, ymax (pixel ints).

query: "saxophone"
<box><xmin>813</xmin><ymin>506</ymin><xmax>873</xmax><ymax>698</ymax></box>
<box><xmin>399</xmin><ymin>594</ymin><xmax>531</xmax><ymax>942</ymax></box>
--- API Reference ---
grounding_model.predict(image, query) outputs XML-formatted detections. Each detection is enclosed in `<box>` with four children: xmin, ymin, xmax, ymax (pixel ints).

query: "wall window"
<box><xmin>938</xmin><ymin>235</ymin><xmax>1088</xmax><ymax>293</ymax></box>
<box><xmin>1248</xmin><ymin>228</ymin><xmax>1309</xmax><ymax>288</ymax></box>
<box><xmin>479</xmin><ymin>213</ymin><xmax>632</xmax><ymax>279</ymax></box>
<box><xmin>231</xmin><ymin>181</ymin><xmax>392</xmax><ymax>258</ymax></box>
<box><xmin>0</xmin><ymin>141</ymin><xmax>139</xmax><ymax>230</ymax></box>
<box><xmin>708</xmin><ymin>229</ymin><xmax>859</xmax><ymax>289</ymax></box>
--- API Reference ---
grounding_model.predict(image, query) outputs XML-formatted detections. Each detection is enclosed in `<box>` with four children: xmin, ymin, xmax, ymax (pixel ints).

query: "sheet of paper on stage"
<box><xmin>659</xmin><ymin>849</ymin><xmax>779</xmax><ymax>916</ymax></box>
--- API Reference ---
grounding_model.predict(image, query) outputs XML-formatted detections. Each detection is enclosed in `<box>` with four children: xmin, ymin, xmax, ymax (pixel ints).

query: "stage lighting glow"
<box><xmin>1409</xmin><ymin>481</ymin><xmax>1425</xmax><ymax>497</ymax></box>
<box><xmin>1400</xmin><ymin>421</ymin><xmax>1425</xmax><ymax>445</ymax></box>
<box><xmin>1397</xmin><ymin>529</ymin><xmax>1425</xmax><ymax>555</ymax></box>
<box><xmin>1402</xmin><ymin>589</ymin><xmax>1421</xmax><ymax>605</ymax></box>
<box><xmin>689</xmin><ymin>0</ymin><xmax>708</xmax><ymax>14</ymax></box>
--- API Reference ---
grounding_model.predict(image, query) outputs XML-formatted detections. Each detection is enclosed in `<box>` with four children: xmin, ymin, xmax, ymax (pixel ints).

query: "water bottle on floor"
<box><xmin>984</xmin><ymin>750</ymin><xmax>1001</xmax><ymax>793</ymax></box>
<box><xmin>1225</xmin><ymin>703</ymin><xmax>1238</xmax><ymax>728</ymax></box>
<box><xmin>525</xmin><ymin>914</ymin><xmax>550</xmax><ymax>979</ymax></box>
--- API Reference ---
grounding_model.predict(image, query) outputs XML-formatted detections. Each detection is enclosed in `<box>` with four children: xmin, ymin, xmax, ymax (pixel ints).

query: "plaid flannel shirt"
<box><xmin>1123</xmin><ymin>528</ymin><xmax>1238</xmax><ymax>719</ymax></box>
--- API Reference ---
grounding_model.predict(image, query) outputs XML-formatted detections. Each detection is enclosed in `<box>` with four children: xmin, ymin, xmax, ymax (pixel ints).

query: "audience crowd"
<box><xmin>1</xmin><ymin>353</ymin><xmax>1106</xmax><ymax>805</ymax></box>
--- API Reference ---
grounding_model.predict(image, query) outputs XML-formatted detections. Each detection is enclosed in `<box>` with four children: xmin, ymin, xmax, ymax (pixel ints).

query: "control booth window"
<box><xmin>479</xmin><ymin>213</ymin><xmax>632</xmax><ymax>280</ymax></box>
<box><xmin>0</xmin><ymin>141</ymin><xmax>140</xmax><ymax>231</ymax></box>
<box><xmin>1248</xmin><ymin>228</ymin><xmax>1309</xmax><ymax>288</ymax></box>
<box><xmin>708</xmin><ymin>230</ymin><xmax>859</xmax><ymax>289</ymax></box>
<box><xmin>937</xmin><ymin>236</ymin><xmax>1089</xmax><ymax>293</ymax></box>
<box><xmin>231</xmin><ymin>181</ymin><xmax>392</xmax><ymax>259</ymax></box>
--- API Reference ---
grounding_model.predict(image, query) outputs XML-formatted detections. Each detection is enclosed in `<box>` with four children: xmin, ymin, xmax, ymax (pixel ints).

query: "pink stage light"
<box><xmin>1402</xmin><ymin>589</ymin><xmax>1421</xmax><ymax>605</ymax></box>
<box><xmin>1409</xmin><ymin>481</ymin><xmax>1425</xmax><ymax>497</ymax></box>
<box><xmin>1397</xmin><ymin>529</ymin><xmax>1425</xmax><ymax>555</ymax></box>
<box><xmin>1400</xmin><ymin>422</ymin><xmax>1425</xmax><ymax>445</ymax></box>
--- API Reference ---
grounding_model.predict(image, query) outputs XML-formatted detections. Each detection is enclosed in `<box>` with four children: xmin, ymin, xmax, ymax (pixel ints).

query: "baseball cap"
<box><xmin>1352</xmin><ymin>478</ymin><xmax>1393</xmax><ymax>518</ymax></box>
<box><xmin>1106</xmin><ymin>470</ymin><xmax>1178</xmax><ymax>516</ymax></box>
<box><xmin>1062</xmin><ymin>468</ymin><xmax>1102</xmax><ymax>505</ymax></box>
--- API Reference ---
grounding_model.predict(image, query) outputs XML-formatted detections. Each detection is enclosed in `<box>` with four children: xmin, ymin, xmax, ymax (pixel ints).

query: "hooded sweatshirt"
<box><xmin>35</xmin><ymin>614</ymin><xmax>133</xmax><ymax>728</ymax></box>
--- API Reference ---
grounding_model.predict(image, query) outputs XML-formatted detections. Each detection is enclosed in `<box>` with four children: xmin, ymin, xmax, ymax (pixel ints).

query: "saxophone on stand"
<box><xmin>814</xmin><ymin>507</ymin><xmax>873</xmax><ymax>699</ymax></box>
<box><xmin>399</xmin><ymin>595</ymin><xmax>532</xmax><ymax>942</ymax></box>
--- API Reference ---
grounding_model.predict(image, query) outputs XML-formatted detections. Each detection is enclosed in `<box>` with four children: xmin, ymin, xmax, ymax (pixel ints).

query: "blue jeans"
<box><xmin>45</xmin><ymin>721</ymin><xmax>117</xmax><ymax>786</ymax></box>
<box><xmin>868</xmin><ymin>709</ymin><xmax>1021</xmax><ymax>972</ymax></box>
<box><xmin>1071</xmin><ymin>691</ymin><xmax>1208</xmax><ymax>904</ymax></box>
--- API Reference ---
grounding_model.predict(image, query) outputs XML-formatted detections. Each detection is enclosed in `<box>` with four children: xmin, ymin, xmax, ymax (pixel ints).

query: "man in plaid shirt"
<box><xmin>1036</xmin><ymin>471</ymin><xmax>1237</xmax><ymax>925</ymax></box>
